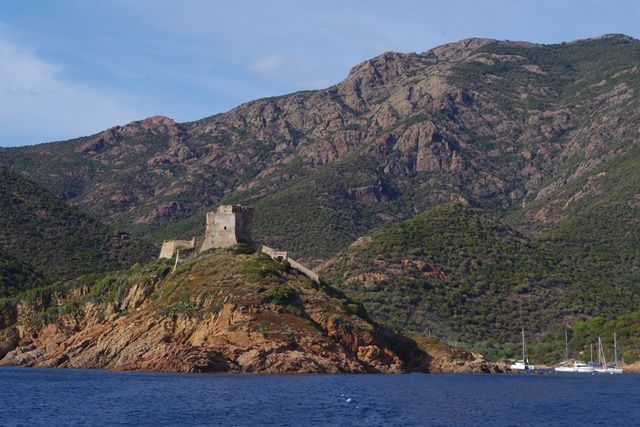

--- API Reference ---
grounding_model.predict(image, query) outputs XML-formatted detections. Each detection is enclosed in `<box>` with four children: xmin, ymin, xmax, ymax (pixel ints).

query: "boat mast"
<box><xmin>597</xmin><ymin>336</ymin><xmax>601</xmax><ymax>366</ymax></box>
<box><xmin>564</xmin><ymin>330</ymin><xmax>569</xmax><ymax>363</ymax></box>
<box><xmin>598</xmin><ymin>336</ymin><xmax>607</xmax><ymax>367</ymax></box>
<box><xmin>614</xmin><ymin>333</ymin><xmax>618</xmax><ymax>367</ymax></box>
<box><xmin>522</xmin><ymin>327</ymin><xmax>526</xmax><ymax>362</ymax></box>
<box><xmin>590</xmin><ymin>343</ymin><xmax>593</xmax><ymax>365</ymax></box>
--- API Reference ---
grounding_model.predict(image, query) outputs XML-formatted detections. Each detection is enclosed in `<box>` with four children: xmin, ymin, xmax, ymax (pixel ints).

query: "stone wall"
<box><xmin>158</xmin><ymin>237</ymin><xmax>196</xmax><ymax>259</ymax></box>
<box><xmin>158</xmin><ymin>205</ymin><xmax>320</xmax><ymax>282</ymax></box>
<box><xmin>259</xmin><ymin>246</ymin><xmax>288</xmax><ymax>260</ymax></box>
<box><xmin>287</xmin><ymin>258</ymin><xmax>320</xmax><ymax>283</ymax></box>
<box><xmin>257</xmin><ymin>245</ymin><xmax>319</xmax><ymax>283</ymax></box>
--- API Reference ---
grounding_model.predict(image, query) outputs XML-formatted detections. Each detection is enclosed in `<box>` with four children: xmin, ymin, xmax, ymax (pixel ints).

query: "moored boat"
<box><xmin>594</xmin><ymin>334</ymin><xmax>623</xmax><ymax>374</ymax></box>
<box><xmin>554</xmin><ymin>330</ymin><xmax>594</xmax><ymax>373</ymax></box>
<box><xmin>510</xmin><ymin>328</ymin><xmax>535</xmax><ymax>371</ymax></box>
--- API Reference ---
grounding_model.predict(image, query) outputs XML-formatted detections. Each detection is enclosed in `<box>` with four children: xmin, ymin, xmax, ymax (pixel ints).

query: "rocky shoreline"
<box><xmin>0</xmin><ymin>251</ymin><xmax>500</xmax><ymax>375</ymax></box>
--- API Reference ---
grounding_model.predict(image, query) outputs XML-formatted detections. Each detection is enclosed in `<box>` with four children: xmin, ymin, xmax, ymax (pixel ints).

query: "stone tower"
<box><xmin>200</xmin><ymin>205</ymin><xmax>253</xmax><ymax>252</ymax></box>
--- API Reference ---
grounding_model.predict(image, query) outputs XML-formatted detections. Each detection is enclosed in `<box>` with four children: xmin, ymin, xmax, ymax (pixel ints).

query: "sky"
<box><xmin>0</xmin><ymin>0</ymin><xmax>639</xmax><ymax>147</ymax></box>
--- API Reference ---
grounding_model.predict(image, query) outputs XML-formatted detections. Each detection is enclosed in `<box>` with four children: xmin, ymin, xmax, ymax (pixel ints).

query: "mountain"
<box><xmin>0</xmin><ymin>166</ymin><xmax>154</xmax><ymax>284</ymax></box>
<box><xmin>0</xmin><ymin>247</ymin><xmax>497</xmax><ymax>373</ymax></box>
<box><xmin>3</xmin><ymin>35</ymin><xmax>640</xmax><ymax>266</ymax></box>
<box><xmin>1</xmin><ymin>34</ymin><xmax>640</xmax><ymax>361</ymax></box>
<box><xmin>320</xmin><ymin>203</ymin><xmax>640</xmax><ymax>360</ymax></box>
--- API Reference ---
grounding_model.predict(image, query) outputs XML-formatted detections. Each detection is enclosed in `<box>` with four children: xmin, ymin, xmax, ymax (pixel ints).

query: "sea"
<box><xmin>1</xmin><ymin>367</ymin><xmax>639</xmax><ymax>426</ymax></box>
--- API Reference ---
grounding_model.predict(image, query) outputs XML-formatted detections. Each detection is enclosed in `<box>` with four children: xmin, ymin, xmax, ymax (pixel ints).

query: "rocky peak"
<box><xmin>345</xmin><ymin>51</ymin><xmax>420</xmax><ymax>82</ymax></box>
<box><xmin>578</xmin><ymin>33</ymin><xmax>638</xmax><ymax>43</ymax></box>
<box><xmin>338</xmin><ymin>52</ymin><xmax>422</xmax><ymax>109</ymax></box>
<box><xmin>75</xmin><ymin>116</ymin><xmax>184</xmax><ymax>155</ymax></box>
<box><xmin>422</xmin><ymin>38</ymin><xmax>496</xmax><ymax>62</ymax></box>
<box><xmin>126</xmin><ymin>116</ymin><xmax>182</xmax><ymax>137</ymax></box>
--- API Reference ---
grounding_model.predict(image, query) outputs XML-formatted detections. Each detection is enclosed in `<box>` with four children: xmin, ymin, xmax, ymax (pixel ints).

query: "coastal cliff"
<box><xmin>0</xmin><ymin>248</ymin><xmax>497</xmax><ymax>374</ymax></box>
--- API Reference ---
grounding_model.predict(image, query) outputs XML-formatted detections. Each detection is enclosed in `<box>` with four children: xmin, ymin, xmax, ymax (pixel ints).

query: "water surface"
<box><xmin>1</xmin><ymin>367</ymin><xmax>638</xmax><ymax>426</ymax></box>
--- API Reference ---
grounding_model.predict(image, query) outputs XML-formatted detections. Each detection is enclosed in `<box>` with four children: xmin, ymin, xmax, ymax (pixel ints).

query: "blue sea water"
<box><xmin>1</xmin><ymin>367</ymin><xmax>639</xmax><ymax>426</ymax></box>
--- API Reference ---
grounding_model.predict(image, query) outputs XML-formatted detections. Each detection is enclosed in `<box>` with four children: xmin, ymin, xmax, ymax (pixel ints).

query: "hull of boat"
<box><xmin>510</xmin><ymin>361</ymin><xmax>535</xmax><ymax>371</ymax></box>
<box><xmin>595</xmin><ymin>368</ymin><xmax>623</xmax><ymax>374</ymax></box>
<box><xmin>554</xmin><ymin>366</ymin><xmax>595</xmax><ymax>373</ymax></box>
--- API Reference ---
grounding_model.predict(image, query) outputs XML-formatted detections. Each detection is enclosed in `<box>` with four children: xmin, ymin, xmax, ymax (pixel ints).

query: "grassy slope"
<box><xmin>504</xmin><ymin>147</ymin><xmax>640</xmax><ymax>363</ymax></box>
<box><xmin>568</xmin><ymin>311</ymin><xmax>640</xmax><ymax>364</ymax></box>
<box><xmin>509</xmin><ymin>145</ymin><xmax>640</xmax><ymax>280</ymax></box>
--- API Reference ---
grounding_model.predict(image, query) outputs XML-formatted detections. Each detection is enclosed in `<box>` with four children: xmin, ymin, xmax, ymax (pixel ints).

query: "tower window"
<box><xmin>224</xmin><ymin>226</ymin><xmax>227</xmax><ymax>230</ymax></box>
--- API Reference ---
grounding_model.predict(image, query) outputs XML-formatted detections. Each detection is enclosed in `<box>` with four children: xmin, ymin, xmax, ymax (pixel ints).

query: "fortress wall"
<box><xmin>158</xmin><ymin>238</ymin><xmax>195</xmax><ymax>259</ymax></box>
<box><xmin>258</xmin><ymin>245</ymin><xmax>319</xmax><ymax>283</ymax></box>
<box><xmin>161</xmin><ymin>205</ymin><xmax>319</xmax><ymax>282</ymax></box>
<box><xmin>159</xmin><ymin>242</ymin><xmax>175</xmax><ymax>259</ymax></box>
<box><xmin>234</xmin><ymin>206</ymin><xmax>253</xmax><ymax>243</ymax></box>
<box><xmin>259</xmin><ymin>245</ymin><xmax>288</xmax><ymax>259</ymax></box>
<box><xmin>213</xmin><ymin>211</ymin><xmax>238</xmax><ymax>247</ymax></box>
<box><xmin>288</xmin><ymin>258</ymin><xmax>320</xmax><ymax>283</ymax></box>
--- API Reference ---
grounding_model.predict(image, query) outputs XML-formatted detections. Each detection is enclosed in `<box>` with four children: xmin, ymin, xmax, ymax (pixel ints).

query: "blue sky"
<box><xmin>0</xmin><ymin>0</ymin><xmax>638</xmax><ymax>147</ymax></box>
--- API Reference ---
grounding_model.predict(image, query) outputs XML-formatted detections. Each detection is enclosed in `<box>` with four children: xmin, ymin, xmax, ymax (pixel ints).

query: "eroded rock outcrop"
<box><xmin>0</xmin><ymin>250</ymin><xmax>497</xmax><ymax>374</ymax></box>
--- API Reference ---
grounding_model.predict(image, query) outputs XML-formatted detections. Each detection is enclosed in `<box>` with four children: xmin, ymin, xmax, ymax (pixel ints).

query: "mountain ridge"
<box><xmin>2</xmin><ymin>34</ymin><xmax>639</xmax><ymax>262</ymax></box>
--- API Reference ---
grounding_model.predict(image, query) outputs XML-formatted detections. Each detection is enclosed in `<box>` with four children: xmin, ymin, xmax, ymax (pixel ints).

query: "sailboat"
<box><xmin>594</xmin><ymin>334</ymin><xmax>623</xmax><ymax>374</ymax></box>
<box><xmin>509</xmin><ymin>328</ymin><xmax>535</xmax><ymax>371</ymax></box>
<box><xmin>554</xmin><ymin>330</ymin><xmax>594</xmax><ymax>373</ymax></box>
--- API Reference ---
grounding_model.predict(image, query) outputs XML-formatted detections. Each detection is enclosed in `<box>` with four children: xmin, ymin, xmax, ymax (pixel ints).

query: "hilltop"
<box><xmin>0</xmin><ymin>247</ymin><xmax>496</xmax><ymax>373</ymax></box>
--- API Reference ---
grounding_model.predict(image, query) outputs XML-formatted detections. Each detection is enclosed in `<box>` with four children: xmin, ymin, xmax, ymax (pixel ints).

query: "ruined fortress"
<box><xmin>159</xmin><ymin>205</ymin><xmax>319</xmax><ymax>282</ymax></box>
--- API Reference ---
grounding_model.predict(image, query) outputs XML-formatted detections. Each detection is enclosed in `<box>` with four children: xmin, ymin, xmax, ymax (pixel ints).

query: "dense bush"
<box><xmin>323</xmin><ymin>202</ymin><xmax>640</xmax><ymax>361</ymax></box>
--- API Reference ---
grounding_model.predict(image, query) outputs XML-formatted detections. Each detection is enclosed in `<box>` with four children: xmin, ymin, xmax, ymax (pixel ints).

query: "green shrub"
<box><xmin>162</xmin><ymin>297</ymin><xmax>200</xmax><ymax>319</ymax></box>
<box><xmin>265</xmin><ymin>285</ymin><xmax>298</xmax><ymax>306</ymax></box>
<box><xmin>243</xmin><ymin>256</ymin><xmax>287</xmax><ymax>282</ymax></box>
<box><xmin>285</xmin><ymin>305</ymin><xmax>303</xmax><ymax>316</ymax></box>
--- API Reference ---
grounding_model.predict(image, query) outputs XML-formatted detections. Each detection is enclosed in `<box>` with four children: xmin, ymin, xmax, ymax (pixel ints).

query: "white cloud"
<box><xmin>248</xmin><ymin>54</ymin><xmax>286</xmax><ymax>74</ymax></box>
<box><xmin>0</xmin><ymin>35</ymin><xmax>141</xmax><ymax>146</ymax></box>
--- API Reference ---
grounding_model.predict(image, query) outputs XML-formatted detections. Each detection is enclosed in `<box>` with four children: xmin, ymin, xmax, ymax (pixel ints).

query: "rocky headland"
<box><xmin>0</xmin><ymin>248</ymin><xmax>498</xmax><ymax>374</ymax></box>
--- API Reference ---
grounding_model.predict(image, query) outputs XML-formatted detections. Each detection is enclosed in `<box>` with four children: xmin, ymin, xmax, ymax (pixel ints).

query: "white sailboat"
<box><xmin>510</xmin><ymin>328</ymin><xmax>535</xmax><ymax>371</ymax></box>
<box><xmin>594</xmin><ymin>334</ymin><xmax>623</xmax><ymax>374</ymax></box>
<box><xmin>554</xmin><ymin>330</ymin><xmax>594</xmax><ymax>373</ymax></box>
<box><xmin>612</xmin><ymin>332</ymin><xmax>624</xmax><ymax>373</ymax></box>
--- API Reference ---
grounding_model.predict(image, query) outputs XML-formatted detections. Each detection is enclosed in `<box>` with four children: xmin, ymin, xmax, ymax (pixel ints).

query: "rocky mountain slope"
<box><xmin>0</xmin><ymin>247</ymin><xmax>497</xmax><ymax>373</ymax></box>
<box><xmin>0</xmin><ymin>166</ymin><xmax>154</xmax><ymax>284</ymax></box>
<box><xmin>3</xmin><ymin>35</ymin><xmax>639</xmax><ymax>265</ymax></box>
